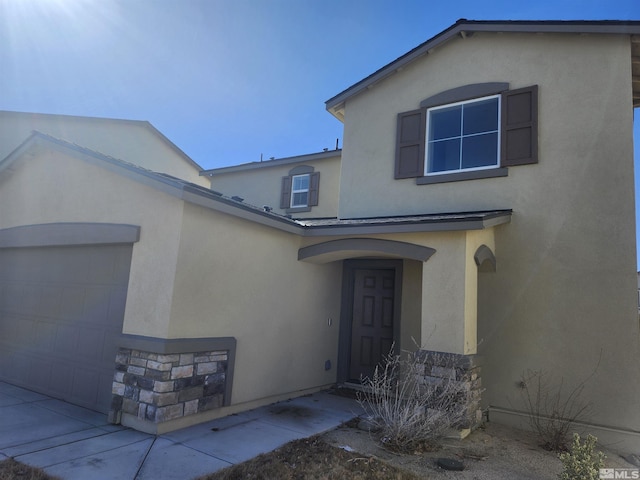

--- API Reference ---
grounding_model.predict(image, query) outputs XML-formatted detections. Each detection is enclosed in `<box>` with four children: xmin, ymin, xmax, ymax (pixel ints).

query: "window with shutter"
<box><xmin>280</xmin><ymin>166</ymin><xmax>320</xmax><ymax>212</ymax></box>
<box><xmin>394</xmin><ymin>84</ymin><xmax>538</xmax><ymax>184</ymax></box>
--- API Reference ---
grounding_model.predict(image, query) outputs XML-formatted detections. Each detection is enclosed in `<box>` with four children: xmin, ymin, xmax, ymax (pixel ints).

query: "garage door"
<box><xmin>0</xmin><ymin>244</ymin><xmax>132</xmax><ymax>413</ymax></box>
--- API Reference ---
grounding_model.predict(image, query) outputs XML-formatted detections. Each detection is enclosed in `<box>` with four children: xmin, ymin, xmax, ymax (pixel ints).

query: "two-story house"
<box><xmin>1</xmin><ymin>19</ymin><xmax>639</xmax><ymax>452</ymax></box>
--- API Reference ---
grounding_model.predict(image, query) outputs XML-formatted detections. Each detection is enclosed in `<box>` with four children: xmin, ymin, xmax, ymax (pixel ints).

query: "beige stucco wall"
<box><xmin>169</xmin><ymin>202</ymin><xmax>343</xmax><ymax>404</ymax></box>
<box><xmin>208</xmin><ymin>154</ymin><xmax>341</xmax><ymax>218</ymax></box>
<box><xmin>0</xmin><ymin>111</ymin><xmax>209</xmax><ymax>187</ymax></box>
<box><xmin>338</xmin><ymin>32</ymin><xmax>640</xmax><ymax>440</ymax></box>
<box><xmin>298</xmin><ymin>228</ymin><xmax>497</xmax><ymax>356</ymax></box>
<box><xmin>0</xmin><ymin>148</ymin><xmax>186</xmax><ymax>337</ymax></box>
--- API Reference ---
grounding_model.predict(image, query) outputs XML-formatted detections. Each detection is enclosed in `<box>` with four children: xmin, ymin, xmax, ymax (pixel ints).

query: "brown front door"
<box><xmin>349</xmin><ymin>268</ymin><xmax>395</xmax><ymax>381</ymax></box>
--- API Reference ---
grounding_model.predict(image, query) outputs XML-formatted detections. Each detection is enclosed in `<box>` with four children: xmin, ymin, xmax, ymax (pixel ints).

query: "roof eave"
<box><xmin>325</xmin><ymin>20</ymin><xmax>640</xmax><ymax>115</ymax></box>
<box><xmin>300</xmin><ymin>210</ymin><xmax>512</xmax><ymax>237</ymax></box>
<box><xmin>201</xmin><ymin>149</ymin><xmax>342</xmax><ymax>176</ymax></box>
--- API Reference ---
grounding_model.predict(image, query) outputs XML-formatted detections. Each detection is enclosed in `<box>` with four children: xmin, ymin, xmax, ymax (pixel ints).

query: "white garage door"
<box><xmin>0</xmin><ymin>244</ymin><xmax>132</xmax><ymax>413</ymax></box>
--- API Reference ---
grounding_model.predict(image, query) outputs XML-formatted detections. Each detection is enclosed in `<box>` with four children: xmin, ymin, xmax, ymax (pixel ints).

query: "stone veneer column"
<box><xmin>415</xmin><ymin>350</ymin><xmax>482</xmax><ymax>433</ymax></box>
<box><xmin>109</xmin><ymin>348</ymin><xmax>229</xmax><ymax>425</ymax></box>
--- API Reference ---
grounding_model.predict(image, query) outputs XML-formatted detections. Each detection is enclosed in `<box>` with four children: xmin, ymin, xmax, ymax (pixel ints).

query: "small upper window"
<box><xmin>291</xmin><ymin>174</ymin><xmax>310</xmax><ymax>207</ymax></box>
<box><xmin>280</xmin><ymin>166</ymin><xmax>320</xmax><ymax>211</ymax></box>
<box><xmin>426</xmin><ymin>95</ymin><xmax>500</xmax><ymax>175</ymax></box>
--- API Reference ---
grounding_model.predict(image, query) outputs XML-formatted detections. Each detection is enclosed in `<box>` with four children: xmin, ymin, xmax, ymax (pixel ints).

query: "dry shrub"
<box><xmin>519</xmin><ymin>369</ymin><xmax>592</xmax><ymax>452</ymax></box>
<box><xmin>357</xmin><ymin>348</ymin><xmax>471</xmax><ymax>453</ymax></box>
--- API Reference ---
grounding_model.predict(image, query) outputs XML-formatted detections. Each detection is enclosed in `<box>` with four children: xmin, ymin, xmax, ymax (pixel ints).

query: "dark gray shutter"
<box><xmin>501</xmin><ymin>85</ymin><xmax>538</xmax><ymax>166</ymax></box>
<box><xmin>280</xmin><ymin>175</ymin><xmax>292</xmax><ymax>209</ymax></box>
<box><xmin>308</xmin><ymin>172</ymin><xmax>320</xmax><ymax>206</ymax></box>
<box><xmin>394</xmin><ymin>108</ymin><xmax>426</xmax><ymax>179</ymax></box>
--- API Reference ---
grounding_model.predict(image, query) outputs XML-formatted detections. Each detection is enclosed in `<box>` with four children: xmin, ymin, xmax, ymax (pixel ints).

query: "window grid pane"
<box><xmin>427</xmin><ymin>95</ymin><xmax>500</xmax><ymax>174</ymax></box>
<box><xmin>290</xmin><ymin>174</ymin><xmax>310</xmax><ymax>207</ymax></box>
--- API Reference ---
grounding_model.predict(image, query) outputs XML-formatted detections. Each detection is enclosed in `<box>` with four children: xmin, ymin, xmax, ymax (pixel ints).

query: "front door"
<box><xmin>349</xmin><ymin>268</ymin><xmax>396</xmax><ymax>381</ymax></box>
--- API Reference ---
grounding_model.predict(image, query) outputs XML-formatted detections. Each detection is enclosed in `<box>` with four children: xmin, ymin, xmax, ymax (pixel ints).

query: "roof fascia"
<box><xmin>325</xmin><ymin>20</ymin><xmax>640</xmax><ymax>117</ymax></box>
<box><xmin>201</xmin><ymin>149</ymin><xmax>342</xmax><ymax>176</ymax></box>
<box><xmin>180</xmin><ymin>187</ymin><xmax>305</xmax><ymax>234</ymax></box>
<box><xmin>299</xmin><ymin>212</ymin><xmax>511</xmax><ymax>237</ymax></box>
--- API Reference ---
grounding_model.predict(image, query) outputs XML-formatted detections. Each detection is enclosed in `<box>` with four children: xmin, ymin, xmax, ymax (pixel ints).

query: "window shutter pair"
<box><xmin>280</xmin><ymin>172</ymin><xmax>320</xmax><ymax>209</ymax></box>
<box><xmin>393</xmin><ymin>85</ymin><xmax>538</xmax><ymax>179</ymax></box>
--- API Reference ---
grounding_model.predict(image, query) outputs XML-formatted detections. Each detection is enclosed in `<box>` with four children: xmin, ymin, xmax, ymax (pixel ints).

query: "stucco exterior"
<box><xmin>0</xmin><ymin>110</ymin><xmax>209</xmax><ymax>187</ymax></box>
<box><xmin>334</xmin><ymin>30</ymin><xmax>639</xmax><ymax>447</ymax></box>
<box><xmin>169</xmin><ymin>202</ymin><xmax>343</xmax><ymax>404</ymax></box>
<box><xmin>206</xmin><ymin>151</ymin><xmax>341</xmax><ymax>218</ymax></box>
<box><xmin>0</xmin><ymin>145</ymin><xmax>186</xmax><ymax>338</ymax></box>
<box><xmin>1</xmin><ymin>20</ymin><xmax>639</xmax><ymax>451</ymax></box>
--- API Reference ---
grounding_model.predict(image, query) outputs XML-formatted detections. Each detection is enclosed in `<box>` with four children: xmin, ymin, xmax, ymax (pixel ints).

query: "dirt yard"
<box><xmin>201</xmin><ymin>419</ymin><xmax>638</xmax><ymax>480</ymax></box>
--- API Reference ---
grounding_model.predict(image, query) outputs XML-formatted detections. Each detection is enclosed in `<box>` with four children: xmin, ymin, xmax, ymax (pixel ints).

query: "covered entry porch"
<box><xmin>297</xmin><ymin>210</ymin><xmax>511</xmax><ymax>428</ymax></box>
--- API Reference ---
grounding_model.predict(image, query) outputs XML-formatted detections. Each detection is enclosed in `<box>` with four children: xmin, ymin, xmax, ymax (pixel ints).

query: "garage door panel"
<box><xmin>50</xmin><ymin>361</ymin><xmax>74</xmax><ymax>396</ymax></box>
<box><xmin>38</xmin><ymin>286</ymin><xmax>63</xmax><ymax>317</ymax></box>
<box><xmin>53</xmin><ymin>323</ymin><xmax>79</xmax><ymax>355</ymax></box>
<box><xmin>33</xmin><ymin>320</ymin><xmax>57</xmax><ymax>352</ymax></box>
<box><xmin>29</xmin><ymin>356</ymin><xmax>53</xmax><ymax>388</ymax></box>
<box><xmin>88</xmin><ymin>250</ymin><xmax>120</xmax><ymax>284</ymax></box>
<box><xmin>77</xmin><ymin>327</ymin><xmax>106</xmax><ymax>362</ymax></box>
<box><xmin>59</xmin><ymin>286</ymin><xmax>87</xmax><ymax>321</ymax></box>
<box><xmin>83</xmin><ymin>287</ymin><xmax>111</xmax><ymax>324</ymax></box>
<box><xmin>4</xmin><ymin>315</ymin><xmax>36</xmax><ymax>346</ymax></box>
<box><xmin>5</xmin><ymin>349</ymin><xmax>31</xmax><ymax>384</ymax></box>
<box><xmin>102</xmin><ymin>331</ymin><xmax>122</xmax><ymax>364</ymax></box>
<box><xmin>0</xmin><ymin>244</ymin><xmax>132</xmax><ymax>413</ymax></box>
<box><xmin>72</xmin><ymin>367</ymin><xmax>100</xmax><ymax>406</ymax></box>
<box><xmin>108</xmin><ymin>287</ymin><xmax>128</xmax><ymax>324</ymax></box>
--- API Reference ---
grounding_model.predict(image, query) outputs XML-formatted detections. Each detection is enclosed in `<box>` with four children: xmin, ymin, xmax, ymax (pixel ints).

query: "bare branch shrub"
<box><xmin>519</xmin><ymin>369</ymin><xmax>593</xmax><ymax>451</ymax></box>
<box><xmin>357</xmin><ymin>347</ymin><xmax>471</xmax><ymax>453</ymax></box>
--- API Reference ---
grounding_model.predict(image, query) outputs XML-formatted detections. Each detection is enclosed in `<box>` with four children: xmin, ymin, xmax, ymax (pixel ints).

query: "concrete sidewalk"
<box><xmin>0</xmin><ymin>381</ymin><xmax>362</xmax><ymax>479</ymax></box>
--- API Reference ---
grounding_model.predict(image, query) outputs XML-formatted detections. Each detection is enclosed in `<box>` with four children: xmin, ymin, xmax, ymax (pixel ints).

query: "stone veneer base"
<box><xmin>415</xmin><ymin>350</ymin><xmax>483</xmax><ymax>431</ymax></box>
<box><xmin>108</xmin><ymin>335</ymin><xmax>236</xmax><ymax>427</ymax></box>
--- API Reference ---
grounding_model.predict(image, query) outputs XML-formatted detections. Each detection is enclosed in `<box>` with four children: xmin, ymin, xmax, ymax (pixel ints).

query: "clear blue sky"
<box><xmin>1</xmin><ymin>0</ymin><xmax>640</xmax><ymax>262</ymax></box>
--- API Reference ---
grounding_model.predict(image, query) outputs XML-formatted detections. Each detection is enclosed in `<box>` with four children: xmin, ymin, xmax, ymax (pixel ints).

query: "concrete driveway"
<box><xmin>0</xmin><ymin>381</ymin><xmax>361</xmax><ymax>479</ymax></box>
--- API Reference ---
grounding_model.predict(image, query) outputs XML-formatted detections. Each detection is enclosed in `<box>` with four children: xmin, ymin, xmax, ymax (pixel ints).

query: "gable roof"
<box><xmin>326</xmin><ymin>19</ymin><xmax>640</xmax><ymax>118</ymax></box>
<box><xmin>0</xmin><ymin>110</ymin><xmax>204</xmax><ymax>172</ymax></box>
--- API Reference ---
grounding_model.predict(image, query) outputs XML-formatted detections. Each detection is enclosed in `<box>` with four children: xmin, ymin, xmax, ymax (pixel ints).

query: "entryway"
<box><xmin>339</xmin><ymin>260</ymin><xmax>402</xmax><ymax>383</ymax></box>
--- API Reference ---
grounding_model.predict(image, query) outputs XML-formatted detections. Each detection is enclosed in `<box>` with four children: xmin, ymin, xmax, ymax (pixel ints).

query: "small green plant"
<box><xmin>558</xmin><ymin>433</ymin><xmax>605</xmax><ymax>480</ymax></box>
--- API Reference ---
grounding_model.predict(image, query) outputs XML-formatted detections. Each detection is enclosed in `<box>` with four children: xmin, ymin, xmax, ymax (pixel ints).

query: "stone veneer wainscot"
<box><xmin>108</xmin><ymin>336</ymin><xmax>236</xmax><ymax>427</ymax></box>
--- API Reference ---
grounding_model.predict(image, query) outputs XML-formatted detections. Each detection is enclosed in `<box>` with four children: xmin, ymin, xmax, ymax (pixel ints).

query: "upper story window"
<box><xmin>280</xmin><ymin>165</ymin><xmax>320</xmax><ymax>212</ymax></box>
<box><xmin>291</xmin><ymin>174</ymin><xmax>310</xmax><ymax>207</ymax></box>
<box><xmin>426</xmin><ymin>95</ymin><xmax>500</xmax><ymax>175</ymax></box>
<box><xmin>394</xmin><ymin>83</ymin><xmax>538</xmax><ymax>184</ymax></box>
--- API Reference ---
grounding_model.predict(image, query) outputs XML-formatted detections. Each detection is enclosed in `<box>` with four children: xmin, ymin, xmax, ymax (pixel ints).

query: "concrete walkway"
<box><xmin>0</xmin><ymin>381</ymin><xmax>362</xmax><ymax>479</ymax></box>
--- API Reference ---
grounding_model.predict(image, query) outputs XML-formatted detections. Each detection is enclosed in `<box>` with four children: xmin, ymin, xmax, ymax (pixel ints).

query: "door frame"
<box><xmin>337</xmin><ymin>259</ymin><xmax>403</xmax><ymax>383</ymax></box>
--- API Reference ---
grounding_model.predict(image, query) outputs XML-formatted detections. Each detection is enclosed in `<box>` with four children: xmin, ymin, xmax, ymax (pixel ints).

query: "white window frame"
<box><xmin>290</xmin><ymin>174</ymin><xmax>310</xmax><ymax>208</ymax></box>
<box><xmin>425</xmin><ymin>94</ymin><xmax>501</xmax><ymax>176</ymax></box>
